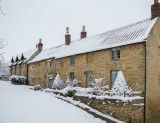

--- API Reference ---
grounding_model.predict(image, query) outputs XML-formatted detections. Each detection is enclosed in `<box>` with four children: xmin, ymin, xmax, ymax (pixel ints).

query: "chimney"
<box><xmin>37</xmin><ymin>38</ymin><xmax>43</xmax><ymax>51</ymax></box>
<box><xmin>65</xmin><ymin>27</ymin><xmax>71</xmax><ymax>45</ymax></box>
<box><xmin>151</xmin><ymin>0</ymin><xmax>160</xmax><ymax>18</ymax></box>
<box><xmin>81</xmin><ymin>26</ymin><xmax>87</xmax><ymax>39</ymax></box>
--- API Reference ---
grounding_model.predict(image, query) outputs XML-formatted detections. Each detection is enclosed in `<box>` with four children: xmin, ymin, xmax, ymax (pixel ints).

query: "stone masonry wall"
<box><xmin>11</xmin><ymin>67</ymin><xmax>16</xmax><ymax>75</ymax></box>
<box><xmin>146</xmin><ymin>18</ymin><xmax>160</xmax><ymax>123</ymax></box>
<box><xmin>74</xmin><ymin>95</ymin><xmax>144</xmax><ymax>123</ymax></box>
<box><xmin>28</xmin><ymin>59</ymin><xmax>56</xmax><ymax>88</ymax></box>
<box><xmin>56</xmin><ymin>43</ymin><xmax>145</xmax><ymax>91</ymax></box>
<box><xmin>21</xmin><ymin>65</ymin><xmax>27</xmax><ymax>77</ymax></box>
<box><xmin>16</xmin><ymin>65</ymin><xmax>21</xmax><ymax>76</ymax></box>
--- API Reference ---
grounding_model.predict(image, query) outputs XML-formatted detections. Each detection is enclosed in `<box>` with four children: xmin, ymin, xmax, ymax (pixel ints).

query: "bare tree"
<box><xmin>0</xmin><ymin>39</ymin><xmax>10</xmax><ymax>77</ymax></box>
<box><xmin>0</xmin><ymin>39</ymin><xmax>5</xmax><ymax>60</ymax></box>
<box><xmin>0</xmin><ymin>0</ymin><xmax>6</xmax><ymax>15</ymax></box>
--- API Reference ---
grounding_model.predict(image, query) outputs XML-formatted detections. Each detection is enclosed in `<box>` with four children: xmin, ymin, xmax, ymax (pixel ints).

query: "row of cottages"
<box><xmin>9</xmin><ymin>40</ymin><xmax>43</xmax><ymax>84</ymax></box>
<box><xmin>9</xmin><ymin>1</ymin><xmax>160</xmax><ymax>122</ymax></box>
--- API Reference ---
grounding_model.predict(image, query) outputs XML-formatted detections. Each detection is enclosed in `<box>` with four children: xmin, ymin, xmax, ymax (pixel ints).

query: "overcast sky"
<box><xmin>0</xmin><ymin>0</ymin><xmax>154</xmax><ymax>61</ymax></box>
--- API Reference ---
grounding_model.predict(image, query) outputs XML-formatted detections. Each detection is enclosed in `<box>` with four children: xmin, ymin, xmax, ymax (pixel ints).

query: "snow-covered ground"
<box><xmin>0</xmin><ymin>81</ymin><xmax>105</xmax><ymax>123</ymax></box>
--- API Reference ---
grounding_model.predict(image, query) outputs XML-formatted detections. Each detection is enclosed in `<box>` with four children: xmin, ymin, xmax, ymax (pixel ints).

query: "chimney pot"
<box><xmin>65</xmin><ymin>27</ymin><xmax>71</xmax><ymax>45</ymax></box>
<box><xmin>37</xmin><ymin>38</ymin><xmax>43</xmax><ymax>51</ymax></box>
<box><xmin>81</xmin><ymin>25</ymin><xmax>87</xmax><ymax>39</ymax></box>
<box><xmin>151</xmin><ymin>0</ymin><xmax>160</xmax><ymax>18</ymax></box>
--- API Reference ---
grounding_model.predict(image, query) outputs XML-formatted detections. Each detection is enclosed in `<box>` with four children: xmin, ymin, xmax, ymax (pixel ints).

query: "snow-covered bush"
<box><xmin>111</xmin><ymin>71</ymin><xmax>132</xmax><ymax>97</ymax></box>
<box><xmin>52</xmin><ymin>74</ymin><xmax>64</xmax><ymax>90</ymax></box>
<box><xmin>33</xmin><ymin>85</ymin><xmax>42</xmax><ymax>91</ymax></box>
<box><xmin>66</xmin><ymin>78</ymin><xmax>81</xmax><ymax>87</ymax></box>
<box><xmin>11</xmin><ymin>75</ymin><xmax>27</xmax><ymax>85</ymax></box>
<box><xmin>92</xmin><ymin>78</ymin><xmax>109</xmax><ymax>95</ymax></box>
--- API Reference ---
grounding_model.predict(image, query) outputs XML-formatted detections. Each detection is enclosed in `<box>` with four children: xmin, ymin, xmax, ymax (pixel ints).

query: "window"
<box><xmin>47</xmin><ymin>60</ymin><xmax>52</xmax><ymax>69</ymax></box>
<box><xmin>112</xmin><ymin>47</ymin><xmax>120</xmax><ymax>60</ymax></box>
<box><xmin>22</xmin><ymin>63</ymin><xmax>26</xmax><ymax>66</ymax></box>
<box><xmin>31</xmin><ymin>65</ymin><xmax>34</xmax><ymax>70</ymax></box>
<box><xmin>110</xmin><ymin>70</ymin><xmax>119</xmax><ymax>86</ymax></box>
<box><xmin>69</xmin><ymin>72</ymin><xmax>75</xmax><ymax>81</ymax></box>
<box><xmin>70</xmin><ymin>55</ymin><xmax>75</xmax><ymax>65</ymax></box>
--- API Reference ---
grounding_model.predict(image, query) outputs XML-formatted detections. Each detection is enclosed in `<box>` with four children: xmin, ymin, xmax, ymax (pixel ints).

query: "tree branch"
<box><xmin>0</xmin><ymin>0</ymin><xmax>6</xmax><ymax>15</ymax></box>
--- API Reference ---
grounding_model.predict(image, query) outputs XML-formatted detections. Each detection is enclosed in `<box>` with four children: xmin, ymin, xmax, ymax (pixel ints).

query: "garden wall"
<box><xmin>73</xmin><ymin>95</ymin><xmax>144</xmax><ymax>123</ymax></box>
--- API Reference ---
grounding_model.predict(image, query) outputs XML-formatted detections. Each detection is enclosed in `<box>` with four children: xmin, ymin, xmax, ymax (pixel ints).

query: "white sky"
<box><xmin>0</xmin><ymin>0</ymin><xmax>154</xmax><ymax>61</ymax></box>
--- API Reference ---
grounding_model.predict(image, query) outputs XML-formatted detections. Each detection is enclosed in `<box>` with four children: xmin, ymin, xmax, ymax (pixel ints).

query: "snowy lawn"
<box><xmin>0</xmin><ymin>81</ymin><xmax>105</xmax><ymax>123</ymax></box>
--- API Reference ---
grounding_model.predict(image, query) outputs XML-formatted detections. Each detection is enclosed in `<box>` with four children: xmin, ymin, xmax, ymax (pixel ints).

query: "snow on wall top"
<box><xmin>29</xmin><ymin>17</ymin><xmax>157</xmax><ymax>63</ymax></box>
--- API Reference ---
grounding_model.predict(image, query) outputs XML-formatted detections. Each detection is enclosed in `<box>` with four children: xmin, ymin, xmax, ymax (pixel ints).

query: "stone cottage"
<box><xmin>9</xmin><ymin>39</ymin><xmax>43</xmax><ymax>84</ymax></box>
<box><xmin>10</xmin><ymin>1</ymin><xmax>160</xmax><ymax>122</ymax></box>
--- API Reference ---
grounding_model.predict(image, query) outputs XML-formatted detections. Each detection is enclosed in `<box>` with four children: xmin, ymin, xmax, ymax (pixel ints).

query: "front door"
<box><xmin>86</xmin><ymin>71</ymin><xmax>93</xmax><ymax>87</ymax></box>
<box><xmin>47</xmin><ymin>76</ymin><xmax>52</xmax><ymax>88</ymax></box>
<box><xmin>111</xmin><ymin>70</ymin><xmax>119</xmax><ymax>87</ymax></box>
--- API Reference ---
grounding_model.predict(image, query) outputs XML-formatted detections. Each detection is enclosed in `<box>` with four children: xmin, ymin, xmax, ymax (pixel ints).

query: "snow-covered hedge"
<box><xmin>91</xmin><ymin>78</ymin><xmax>109</xmax><ymax>95</ymax></box>
<box><xmin>66</xmin><ymin>79</ymin><xmax>81</xmax><ymax>87</ymax></box>
<box><xmin>11</xmin><ymin>75</ymin><xmax>27</xmax><ymax>85</ymax></box>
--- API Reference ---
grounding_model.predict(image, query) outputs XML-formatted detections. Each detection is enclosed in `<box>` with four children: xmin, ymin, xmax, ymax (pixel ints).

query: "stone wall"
<box><xmin>11</xmin><ymin>66</ymin><xmax>16</xmax><ymax>75</ymax></box>
<box><xmin>74</xmin><ymin>95</ymin><xmax>144</xmax><ymax>123</ymax></box>
<box><xmin>28</xmin><ymin>59</ymin><xmax>56</xmax><ymax>88</ymax></box>
<box><xmin>15</xmin><ymin>65</ymin><xmax>21</xmax><ymax>76</ymax></box>
<box><xmin>56</xmin><ymin>43</ymin><xmax>145</xmax><ymax>91</ymax></box>
<box><xmin>21</xmin><ymin>65</ymin><xmax>27</xmax><ymax>77</ymax></box>
<box><xmin>146</xmin><ymin>18</ymin><xmax>160</xmax><ymax>123</ymax></box>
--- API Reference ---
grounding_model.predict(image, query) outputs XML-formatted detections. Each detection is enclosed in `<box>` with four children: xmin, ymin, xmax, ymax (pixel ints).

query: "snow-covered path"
<box><xmin>0</xmin><ymin>81</ymin><xmax>105</xmax><ymax>123</ymax></box>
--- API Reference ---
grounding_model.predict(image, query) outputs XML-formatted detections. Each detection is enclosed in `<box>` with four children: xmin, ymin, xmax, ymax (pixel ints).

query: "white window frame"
<box><xmin>47</xmin><ymin>60</ymin><xmax>52</xmax><ymax>69</ymax></box>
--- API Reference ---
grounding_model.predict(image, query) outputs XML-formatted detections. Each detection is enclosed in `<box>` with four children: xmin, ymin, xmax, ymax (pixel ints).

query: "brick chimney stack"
<box><xmin>81</xmin><ymin>26</ymin><xmax>87</xmax><ymax>39</ymax></box>
<box><xmin>151</xmin><ymin>0</ymin><xmax>160</xmax><ymax>18</ymax></box>
<box><xmin>65</xmin><ymin>27</ymin><xmax>71</xmax><ymax>45</ymax></box>
<box><xmin>37</xmin><ymin>38</ymin><xmax>43</xmax><ymax>51</ymax></box>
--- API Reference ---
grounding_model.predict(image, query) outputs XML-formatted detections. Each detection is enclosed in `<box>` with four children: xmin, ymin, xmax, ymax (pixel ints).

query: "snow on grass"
<box><xmin>0</xmin><ymin>81</ymin><xmax>105</xmax><ymax>123</ymax></box>
<box><xmin>46</xmin><ymin>92</ymin><xmax>125</xmax><ymax>123</ymax></box>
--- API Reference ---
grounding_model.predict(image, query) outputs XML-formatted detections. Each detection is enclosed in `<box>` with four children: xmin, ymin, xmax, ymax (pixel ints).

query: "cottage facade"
<box><xmin>9</xmin><ymin>1</ymin><xmax>160</xmax><ymax>122</ymax></box>
<box><xmin>9</xmin><ymin>39</ymin><xmax>43</xmax><ymax>84</ymax></box>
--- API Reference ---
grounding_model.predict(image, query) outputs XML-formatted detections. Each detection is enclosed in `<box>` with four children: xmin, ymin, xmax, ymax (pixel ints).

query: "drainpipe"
<box><xmin>144</xmin><ymin>42</ymin><xmax>147</xmax><ymax>123</ymax></box>
<box><xmin>20</xmin><ymin>65</ymin><xmax>22</xmax><ymax>76</ymax></box>
<box><xmin>26</xmin><ymin>64</ymin><xmax>29</xmax><ymax>85</ymax></box>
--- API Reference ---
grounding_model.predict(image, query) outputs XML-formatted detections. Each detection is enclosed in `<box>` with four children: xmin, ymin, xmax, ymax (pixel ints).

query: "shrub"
<box><xmin>67</xmin><ymin>90</ymin><xmax>74</xmax><ymax>97</ymax></box>
<box><xmin>52</xmin><ymin>74</ymin><xmax>64</xmax><ymax>90</ymax></box>
<box><xmin>11</xmin><ymin>75</ymin><xmax>27</xmax><ymax>85</ymax></box>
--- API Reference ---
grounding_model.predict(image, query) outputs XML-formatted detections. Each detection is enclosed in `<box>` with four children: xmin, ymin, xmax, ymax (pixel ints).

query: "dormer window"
<box><xmin>112</xmin><ymin>47</ymin><xmax>120</xmax><ymax>60</ymax></box>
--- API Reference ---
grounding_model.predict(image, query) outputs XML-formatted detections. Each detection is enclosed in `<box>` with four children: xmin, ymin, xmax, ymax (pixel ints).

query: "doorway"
<box><xmin>47</xmin><ymin>76</ymin><xmax>52</xmax><ymax>88</ymax></box>
<box><xmin>86</xmin><ymin>71</ymin><xmax>93</xmax><ymax>87</ymax></box>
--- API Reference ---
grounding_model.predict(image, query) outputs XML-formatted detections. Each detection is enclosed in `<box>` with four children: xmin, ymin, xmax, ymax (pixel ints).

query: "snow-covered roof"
<box><xmin>12</xmin><ymin>49</ymin><xmax>37</xmax><ymax>61</ymax></box>
<box><xmin>10</xmin><ymin>49</ymin><xmax>37</xmax><ymax>66</ymax></box>
<box><xmin>29</xmin><ymin>17</ymin><xmax>157</xmax><ymax>63</ymax></box>
<box><xmin>55</xmin><ymin>18</ymin><xmax>157</xmax><ymax>59</ymax></box>
<box><xmin>28</xmin><ymin>46</ymin><xmax>65</xmax><ymax>63</ymax></box>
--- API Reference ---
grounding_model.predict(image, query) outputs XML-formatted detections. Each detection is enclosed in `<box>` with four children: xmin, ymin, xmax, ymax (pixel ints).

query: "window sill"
<box><xmin>112</xmin><ymin>58</ymin><xmax>120</xmax><ymax>61</ymax></box>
